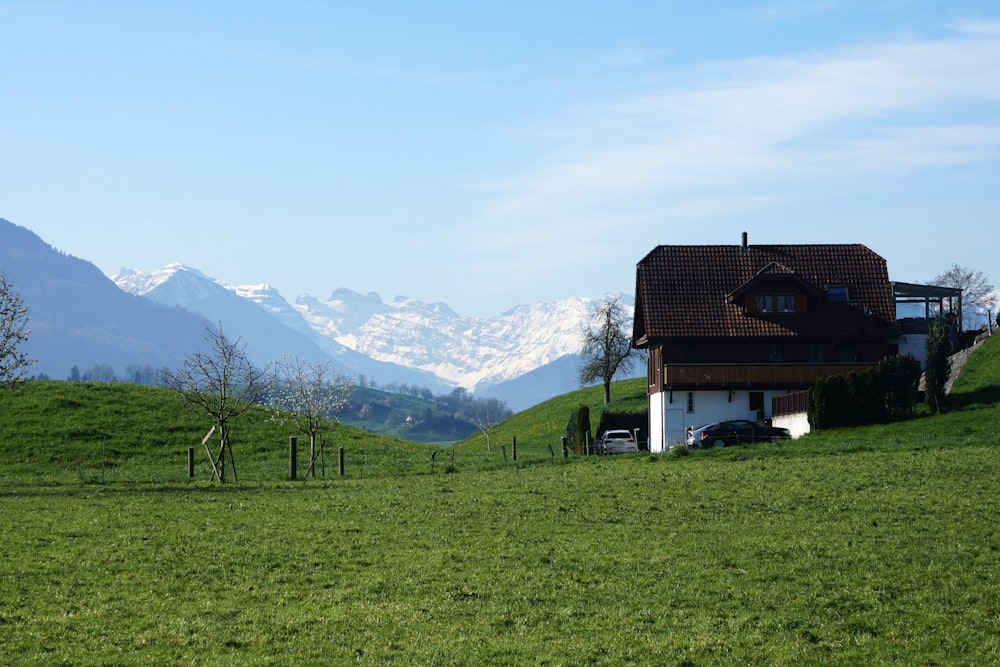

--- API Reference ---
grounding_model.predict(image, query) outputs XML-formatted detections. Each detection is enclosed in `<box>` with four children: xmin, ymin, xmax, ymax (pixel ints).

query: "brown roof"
<box><xmin>633</xmin><ymin>243</ymin><xmax>898</xmax><ymax>344</ymax></box>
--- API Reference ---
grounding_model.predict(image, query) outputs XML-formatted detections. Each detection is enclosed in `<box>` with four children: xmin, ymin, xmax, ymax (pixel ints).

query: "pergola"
<box><xmin>892</xmin><ymin>281</ymin><xmax>962</xmax><ymax>326</ymax></box>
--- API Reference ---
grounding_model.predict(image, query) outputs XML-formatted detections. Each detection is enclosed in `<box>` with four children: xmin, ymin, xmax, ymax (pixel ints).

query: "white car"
<box><xmin>596</xmin><ymin>429</ymin><xmax>638</xmax><ymax>455</ymax></box>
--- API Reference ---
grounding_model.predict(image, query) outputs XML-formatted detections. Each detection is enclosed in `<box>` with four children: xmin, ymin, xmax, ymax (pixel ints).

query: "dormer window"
<box><xmin>828</xmin><ymin>286</ymin><xmax>849</xmax><ymax>302</ymax></box>
<box><xmin>776</xmin><ymin>295</ymin><xmax>796</xmax><ymax>312</ymax></box>
<box><xmin>753</xmin><ymin>293</ymin><xmax>797</xmax><ymax>313</ymax></box>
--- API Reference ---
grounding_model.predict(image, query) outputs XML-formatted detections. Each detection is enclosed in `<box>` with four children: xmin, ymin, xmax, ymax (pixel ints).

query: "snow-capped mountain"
<box><xmin>114</xmin><ymin>263</ymin><xmax>636</xmax><ymax>410</ymax></box>
<box><xmin>301</xmin><ymin>290</ymin><xmax>598</xmax><ymax>388</ymax></box>
<box><xmin>112</xmin><ymin>264</ymin><xmax>452</xmax><ymax>394</ymax></box>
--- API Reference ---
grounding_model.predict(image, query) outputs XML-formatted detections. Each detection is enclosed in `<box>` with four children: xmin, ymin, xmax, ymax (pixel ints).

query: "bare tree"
<box><xmin>932</xmin><ymin>264</ymin><xmax>995</xmax><ymax>329</ymax></box>
<box><xmin>0</xmin><ymin>273</ymin><xmax>34</xmax><ymax>386</ymax></box>
<box><xmin>578</xmin><ymin>295</ymin><xmax>642</xmax><ymax>405</ymax></box>
<box><xmin>161</xmin><ymin>324</ymin><xmax>271</xmax><ymax>483</ymax></box>
<box><xmin>469</xmin><ymin>396</ymin><xmax>510</xmax><ymax>453</ymax></box>
<box><xmin>270</xmin><ymin>354</ymin><xmax>353</xmax><ymax>477</ymax></box>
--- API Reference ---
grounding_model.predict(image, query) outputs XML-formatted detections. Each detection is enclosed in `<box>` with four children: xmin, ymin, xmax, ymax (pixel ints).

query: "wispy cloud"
<box><xmin>469</xmin><ymin>21</ymin><xmax>1000</xmax><ymax>267</ymax></box>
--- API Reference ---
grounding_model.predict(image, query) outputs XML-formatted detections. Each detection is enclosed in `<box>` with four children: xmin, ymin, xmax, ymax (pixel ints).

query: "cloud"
<box><xmin>467</xmin><ymin>21</ymin><xmax>1000</xmax><ymax>270</ymax></box>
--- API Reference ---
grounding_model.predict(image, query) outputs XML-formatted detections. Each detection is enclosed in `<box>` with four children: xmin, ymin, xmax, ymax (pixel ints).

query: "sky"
<box><xmin>2</xmin><ymin>1</ymin><xmax>999</xmax><ymax>318</ymax></box>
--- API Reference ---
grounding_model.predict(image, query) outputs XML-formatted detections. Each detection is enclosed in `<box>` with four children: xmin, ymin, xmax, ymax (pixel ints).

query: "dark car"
<box><xmin>685</xmin><ymin>419</ymin><xmax>790</xmax><ymax>448</ymax></box>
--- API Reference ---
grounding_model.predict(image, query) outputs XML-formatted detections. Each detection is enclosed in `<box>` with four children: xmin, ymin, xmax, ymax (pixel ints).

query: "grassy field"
<box><xmin>1</xmin><ymin>336</ymin><xmax>999</xmax><ymax>664</ymax></box>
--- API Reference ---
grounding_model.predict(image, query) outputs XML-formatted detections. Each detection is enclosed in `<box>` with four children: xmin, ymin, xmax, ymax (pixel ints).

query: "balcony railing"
<box><xmin>664</xmin><ymin>363</ymin><xmax>877</xmax><ymax>388</ymax></box>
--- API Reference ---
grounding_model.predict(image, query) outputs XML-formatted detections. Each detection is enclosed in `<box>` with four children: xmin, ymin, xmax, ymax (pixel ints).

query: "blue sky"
<box><xmin>2</xmin><ymin>1</ymin><xmax>998</xmax><ymax>318</ymax></box>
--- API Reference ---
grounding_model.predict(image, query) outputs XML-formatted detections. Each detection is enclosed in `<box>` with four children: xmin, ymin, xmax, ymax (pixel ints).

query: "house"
<box><xmin>632</xmin><ymin>233</ymin><xmax>899</xmax><ymax>452</ymax></box>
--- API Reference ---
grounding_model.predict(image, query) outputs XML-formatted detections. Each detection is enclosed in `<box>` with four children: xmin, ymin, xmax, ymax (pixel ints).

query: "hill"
<box><xmin>1</xmin><ymin>335</ymin><xmax>998</xmax><ymax>663</ymax></box>
<box><xmin>0</xmin><ymin>381</ymin><xmax>439</xmax><ymax>483</ymax></box>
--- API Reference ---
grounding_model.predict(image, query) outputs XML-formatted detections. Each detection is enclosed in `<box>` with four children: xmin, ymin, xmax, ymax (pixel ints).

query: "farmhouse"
<box><xmin>632</xmin><ymin>234</ymin><xmax>900</xmax><ymax>452</ymax></box>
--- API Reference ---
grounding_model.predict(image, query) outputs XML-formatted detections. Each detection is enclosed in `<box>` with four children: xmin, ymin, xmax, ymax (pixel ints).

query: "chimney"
<box><xmin>741</xmin><ymin>231</ymin><xmax>748</xmax><ymax>252</ymax></box>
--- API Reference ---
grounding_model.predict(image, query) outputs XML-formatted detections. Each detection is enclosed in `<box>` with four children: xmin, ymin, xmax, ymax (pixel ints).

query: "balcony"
<box><xmin>664</xmin><ymin>363</ymin><xmax>877</xmax><ymax>388</ymax></box>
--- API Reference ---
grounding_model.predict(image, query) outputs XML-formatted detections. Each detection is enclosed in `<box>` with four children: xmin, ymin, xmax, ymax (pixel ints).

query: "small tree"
<box><xmin>931</xmin><ymin>264</ymin><xmax>995</xmax><ymax>330</ymax></box>
<box><xmin>578</xmin><ymin>295</ymin><xmax>642</xmax><ymax>405</ymax></box>
<box><xmin>161</xmin><ymin>324</ymin><xmax>271</xmax><ymax>483</ymax></box>
<box><xmin>469</xmin><ymin>396</ymin><xmax>509</xmax><ymax>453</ymax></box>
<box><xmin>924</xmin><ymin>316</ymin><xmax>952</xmax><ymax>414</ymax></box>
<box><xmin>574</xmin><ymin>403</ymin><xmax>591</xmax><ymax>454</ymax></box>
<box><xmin>0</xmin><ymin>273</ymin><xmax>34</xmax><ymax>386</ymax></box>
<box><xmin>880</xmin><ymin>353</ymin><xmax>921</xmax><ymax>420</ymax></box>
<box><xmin>270</xmin><ymin>354</ymin><xmax>353</xmax><ymax>477</ymax></box>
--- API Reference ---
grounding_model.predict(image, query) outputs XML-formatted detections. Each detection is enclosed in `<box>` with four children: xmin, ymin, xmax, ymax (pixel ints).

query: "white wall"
<box><xmin>773</xmin><ymin>412</ymin><xmax>810</xmax><ymax>439</ymax></box>
<box><xmin>894</xmin><ymin>333</ymin><xmax>928</xmax><ymax>368</ymax></box>
<box><xmin>648</xmin><ymin>392</ymin><xmax>665</xmax><ymax>453</ymax></box>
<box><xmin>650</xmin><ymin>388</ymin><xmax>799</xmax><ymax>452</ymax></box>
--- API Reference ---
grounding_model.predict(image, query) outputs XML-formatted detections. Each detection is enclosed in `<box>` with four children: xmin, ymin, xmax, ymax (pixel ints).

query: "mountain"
<box><xmin>116</xmin><ymin>265</ymin><xmax>636</xmax><ymax>410</ymax></box>
<box><xmin>112</xmin><ymin>264</ymin><xmax>450</xmax><ymax>393</ymax></box>
<box><xmin>1</xmin><ymin>217</ymin><xmax>636</xmax><ymax>410</ymax></box>
<box><xmin>0</xmin><ymin>219</ymin><xmax>210</xmax><ymax>379</ymax></box>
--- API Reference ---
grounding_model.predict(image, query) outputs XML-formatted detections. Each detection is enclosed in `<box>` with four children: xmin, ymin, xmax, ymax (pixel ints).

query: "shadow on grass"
<box><xmin>948</xmin><ymin>385</ymin><xmax>1000</xmax><ymax>411</ymax></box>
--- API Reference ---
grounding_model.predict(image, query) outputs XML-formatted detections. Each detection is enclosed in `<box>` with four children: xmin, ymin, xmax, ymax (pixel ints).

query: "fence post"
<box><xmin>561</xmin><ymin>437</ymin><xmax>569</xmax><ymax>458</ymax></box>
<box><xmin>512</xmin><ymin>436</ymin><xmax>517</xmax><ymax>461</ymax></box>
<box><xmin>187</xmin><ymin>447</ymin><xmax>195</xmax><ymax>478</ymax></box>
<box><xmin>339</xmin><ymin>447</ymin><xmax>345</xmax><ymax>477</ymax></box>
<box><xmin>289</xmin><ymin>437</ymin><xmax>297</xmax><ymax>480</ymax></box>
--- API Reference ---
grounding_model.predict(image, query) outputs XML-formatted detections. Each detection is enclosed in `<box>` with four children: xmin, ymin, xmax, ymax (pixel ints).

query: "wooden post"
<box><xmin>561</xmin><ymin>436</ymin><xmax>569</xmax><ymax>459</ymax></box>
<box><xmin>289</xmin><ymin>436</ymin><xmax>297</xmax><ymax>480</ymax></box>
<box><xmin>547</xmin><ymin>442</ymin><xmax>554</xmax><ymax>462</ymax></box>
<box><xmin>339</xmin><ymin>447</ymin><xmax>345</xmax><ymax>477</ymax></box>
<box><xmin>502</xmin><ymin>444</ymin><xmax>508</xmax><ymax>462</ymax></box>
<box><xmin>512</xmin><ymin>436</ymin><xmax>517</xmax><ymax>461</ymax></box>
<box><xmin>187</xmin><ymin>447</ymin><xmax>195</xmax><ymax>478</ymax></box>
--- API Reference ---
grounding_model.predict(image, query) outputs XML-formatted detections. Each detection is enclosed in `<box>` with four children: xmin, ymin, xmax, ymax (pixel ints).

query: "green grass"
<box><xmin>0</xmin><ymin>381</ymin><xmax>440</xmax><ymax>484</ymax></box>
<box><xmin>1</xmin><ymin>337</ymin><xmax>999</xmax><ymax>664</ymax></box>
<box><xmin>451</xmin><ymin>376</ymin><xmax>648</xmax><ymax>461</ymax></box>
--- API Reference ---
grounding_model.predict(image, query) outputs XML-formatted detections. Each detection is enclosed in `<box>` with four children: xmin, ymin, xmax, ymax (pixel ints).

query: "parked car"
<box><xmin>596</xmin><ymin>429</ymin><xmax>638</xmax><ymax>455</ymax></box>
<box><xmin>685</xmin><ymin>420</ymin><xmax>790</xmax><ymax>448</ymax></box>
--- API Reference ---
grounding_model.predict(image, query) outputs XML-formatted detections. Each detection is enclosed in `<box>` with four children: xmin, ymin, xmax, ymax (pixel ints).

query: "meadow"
<box><xmin>1</xmin><ymin>336</ymin><xmax>998</xmax><ymax>665</ymax></box>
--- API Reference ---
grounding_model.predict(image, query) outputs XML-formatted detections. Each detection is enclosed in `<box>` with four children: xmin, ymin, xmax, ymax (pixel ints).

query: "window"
<box><xmin>769</xmin><ymin>344</ymin><xmax>783</xmax><ymax>363</ymax></box>
<box><xmin>748</xmin><ymin>392</ymin><xmax>764</xmax><ymax>412</ymax></box>
<box><xmin>754</xmin><ymin>293</ymin><xmax>796</xmax><ymax>313</ymax></box>
<box><xmin>837</xmin><ymin>344</ymin><xmax>859</xmax><ymax>362</ymax></box>
<box><xmin>828</xmin><ymin>286</ymin><xmax>849</xmax><ymax>302</ymax></box>
<box><xmin>755</xmin><ymin>295</ymin><xmax>774</xmax><ymax>312</ymax></box>
<box><xmin>776</xmin><ymin>294</ymin><xmax>796</xmax><ymax>312</ymax></box>
<box><xmin>686</xmin><ymin>392</ymin><xmax>695</xmax><ymax>413</ymax></box>
<box><xmin>807</xmin><ymin>344</ymin><xmax>825</xmax><ymax>363</ymax></box>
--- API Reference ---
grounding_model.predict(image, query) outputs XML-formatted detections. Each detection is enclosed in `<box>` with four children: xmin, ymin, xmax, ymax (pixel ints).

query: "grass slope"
<box><xmin>0</xmin><ymin>381</ymin><xmax>438</xmax><ymax>483</ymax></box>
<box><xmin>0</xmin><ymin>337</ymin><xmax>998</xmax><ymax>664</ymax></box>
<box><xmin>452</xmin><ymin>376</ymin><xmax>648</xmax><ymax>457</ymax></box>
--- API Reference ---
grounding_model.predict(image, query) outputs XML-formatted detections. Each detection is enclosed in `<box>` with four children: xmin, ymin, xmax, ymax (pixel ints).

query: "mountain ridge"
<box><xmin>113</xmin><ymin>264</ymin><xmax>635</xmax><ymax>410</ymax></box>
<box><xmin>1</xmin><ymin>218</ymin><xmax>636</xmax><ymax>411</ymax></box>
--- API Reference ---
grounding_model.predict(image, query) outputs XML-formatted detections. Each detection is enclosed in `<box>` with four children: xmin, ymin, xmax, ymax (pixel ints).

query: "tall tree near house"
<box><xmin>161</xmin><ymin>324</ymin><xmax>271</xmax><ymax>483</ymax></box>
<box><xmin>270</xmin><ymin>354</ymin><xmax>353</xmax><ymax>477</ymax></box>
<box><xmin>924</xmin><ymin>316</ymin><xmax>951</xmax><ymax>415</ymax></box>
<box><xmin>932</xmin><ymin>264</ymin><xmax>995</xmax><ymax>329</ymax></box>
<box><xmin>0</xmin><ymin>273</ymin><xmax>34</xmax><ymax>386</ymax></box>
<box><xmin>578</xmin><ymin>295</ymin><xmax>642</xmax><ymax>405</ymax></box>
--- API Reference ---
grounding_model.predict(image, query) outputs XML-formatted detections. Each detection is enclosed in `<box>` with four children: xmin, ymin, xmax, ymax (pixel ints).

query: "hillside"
<box><xmin>454</xmin><ymin>376</ymin><xmax>649</xmax><ymax>455</ymax></box>
<box><xmin>1</xmin><ymin>336</ymin><xmax>998</xmax><ymax>664</ymax></box>
<box><xmin>456</xmin><ymin>333</ymin><xmax>1000</xmax><ymax>459</ymax></box>
<box><xmin>0</xmin><ymin>334</ymin><xmax>997</xmax><ymax>484</ymax></box>
<box><xmin>0</xmin><ymin>381</ymin><xmax>438</xmax><ymax>483</ymax></box>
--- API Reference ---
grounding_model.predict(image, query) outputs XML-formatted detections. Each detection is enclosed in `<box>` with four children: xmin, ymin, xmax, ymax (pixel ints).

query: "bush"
<box><xmin>808</xmin><ymin>353</ymin><xmax>922</xmax><ymax>430</ymax></box>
